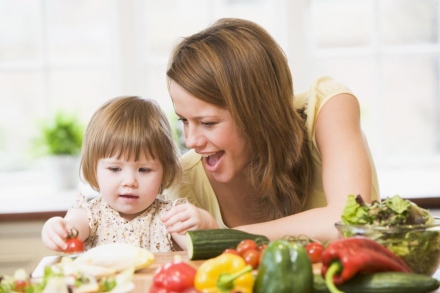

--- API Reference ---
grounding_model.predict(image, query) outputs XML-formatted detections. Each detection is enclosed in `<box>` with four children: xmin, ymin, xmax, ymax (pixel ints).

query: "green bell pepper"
<box><xmin>254</xmin><ymin>239</ymin><xmax>313</xmax><ymax>293</ymax></box>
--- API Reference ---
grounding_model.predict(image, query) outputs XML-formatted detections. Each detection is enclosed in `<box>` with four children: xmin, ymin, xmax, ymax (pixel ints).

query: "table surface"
<box><xmin>33</xmin><ymin>251</ymin><xmax>440</xmax><ymax>293</ymax></box>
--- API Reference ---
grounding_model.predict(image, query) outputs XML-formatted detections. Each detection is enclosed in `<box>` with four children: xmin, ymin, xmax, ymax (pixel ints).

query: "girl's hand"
<box><xmin>41</xmin><ymin>216</ymin><xmax>72</xmax><ymax>252</ymax></box>
<box><xmin>162</xmin><ymin>203</ymin><xmax>219</xmax><ymax>234</ymax></box>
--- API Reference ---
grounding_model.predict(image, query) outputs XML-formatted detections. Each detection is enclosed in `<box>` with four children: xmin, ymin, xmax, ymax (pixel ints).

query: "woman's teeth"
<box><xmin>201</xmin><ymin>153</ymin><xmax>216</xmax><ymax>157</ymax></box>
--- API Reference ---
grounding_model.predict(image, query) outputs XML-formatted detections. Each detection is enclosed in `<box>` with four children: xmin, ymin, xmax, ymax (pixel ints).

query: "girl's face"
<box><xmin>96</xmin><ymin>151</ymin><xmax>163</xmax><ymax>221</ymax></box>
<box><xmin>170</xmin><ymin>81</ymin><xmax>249</xmax><ymax>183</ymax></box>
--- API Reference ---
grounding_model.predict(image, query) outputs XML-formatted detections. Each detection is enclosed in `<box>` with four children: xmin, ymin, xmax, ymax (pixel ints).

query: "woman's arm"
<box><xmin>235</xmin><ymin>93</ymin><xmax>373</xmax><ymax>242</ymax></box>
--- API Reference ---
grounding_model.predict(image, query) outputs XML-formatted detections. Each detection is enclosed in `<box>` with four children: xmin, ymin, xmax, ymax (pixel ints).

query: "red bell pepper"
<box><xmin>321</xmin><ymin>237</ymin><xmax>411</xmax><ymax>291</ymax></box>
<box><xmin>149</xmin><ymin>257</ymin><xmax>199</xmax><ymax>293</ymax></box>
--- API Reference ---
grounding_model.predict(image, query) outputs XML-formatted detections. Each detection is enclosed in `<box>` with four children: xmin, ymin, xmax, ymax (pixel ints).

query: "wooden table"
<box><xmin>132</xmin><ymin>251</ymin><xmax>202</xmax><ymax>292</ymax></box>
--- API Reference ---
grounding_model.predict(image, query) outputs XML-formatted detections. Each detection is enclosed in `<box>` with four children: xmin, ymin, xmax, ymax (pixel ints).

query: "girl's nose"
<box><xmin>122</xmin><ymin>172</ymin><xmax>138</xmax><ymax>187</ymax></box>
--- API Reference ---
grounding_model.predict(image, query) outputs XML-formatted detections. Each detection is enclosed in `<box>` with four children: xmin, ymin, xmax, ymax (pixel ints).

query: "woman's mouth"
<box><xmin>202</xmin><ymin>151</ymin><xmax>224</xmax><ymax>170</ymax></box>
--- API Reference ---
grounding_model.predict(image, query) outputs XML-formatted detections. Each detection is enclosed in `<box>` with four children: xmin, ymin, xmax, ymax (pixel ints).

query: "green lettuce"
<box><xmin>339</xmin><ymin>194</ymin><xmax>440</xmax><ymax>275</ymax></box>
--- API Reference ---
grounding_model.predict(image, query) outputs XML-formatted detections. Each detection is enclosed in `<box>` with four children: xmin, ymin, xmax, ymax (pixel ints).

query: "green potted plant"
<box><xmin>33</xmin><ymin>111</ymin><xmax>84</xmax><ymax>190</ymax></box>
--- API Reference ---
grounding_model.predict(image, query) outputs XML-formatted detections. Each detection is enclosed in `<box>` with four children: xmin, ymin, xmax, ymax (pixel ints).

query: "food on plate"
<box><xmin>254</xmin><ymin>239</ymin><xmax>313</xmax><ymax>293</ymax></box>
<box><xmin>0</xmin><ymin>264</ymin><xmax>134</xmax><ymax>293</ymax></box>
<box><xmin>0</xmin><ymin>243</ymin><xmax>154</xmax><ymax>293</ymax></box>
<box><xmin>74</xmin><ymin>242</ymin><xmax>154</xmax><ymax>272</ymax></box>
<box><xmin>337</xmin><ymin>194</ymin><xmax>440</xmax><ymax>275</ymax></box>
<box><xmin>64</xmin><ymin>228</ymin><xmax>85</xmax><ymax>254</ymax></box>
<box><xmin>194</xmin><ymin>253</ymin><xmax>254</xmax><ymax>293</ymax></box>
<box><xmin>149</xmin><ymin>256</ymin><xmax>198</xmax><ymax>293</ymax></box>
<box><xmin>185</xmin><ymin>228</ymin><xmax>269</xmax><ymax>260</ymax></box>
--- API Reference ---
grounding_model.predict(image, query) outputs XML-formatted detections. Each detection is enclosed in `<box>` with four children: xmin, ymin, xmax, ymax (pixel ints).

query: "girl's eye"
<box><xmin>139</xmin><ymin>168</ymin><xmax>151</xmax><ymax>173</ymax></box>
<box><xmin>108</xmin><ymin>167</ymin><xmax>120</xmax><ymax>172</ymax></box>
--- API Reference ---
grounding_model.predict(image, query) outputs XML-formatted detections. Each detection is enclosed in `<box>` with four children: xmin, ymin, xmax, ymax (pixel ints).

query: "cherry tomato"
<box><xmin>305</xmin><ymin>242</ymin><xmax>324</xmax><ymax>263</ymax></box>
<box><xmin>65</xmin><ymin>238</ymin><xmax>85</xmax><ymax>253</ymax></box>
<box><xmin>64</xmin><ymin>228</ymin><xmax>85</xmax><ymax>254</ymax></box>
<box><xmin>242</xmin><ymin>248</ymin><xmax>260</xmax><ymax>269</ymax></box>
<box><xmin>258</xmin><ymin>244</ymin><xmax>267</xmax><ymax>252</ymax></box>
<box><xmin>14</xmin><ymin>280</ymin><xmax>28</xmax><ymax>292</ymax></box>
<box><xmin>236</xmin><ymin>239</ymin><xmax>258</xmax><ymax>256</ymax></box>
<box><xmin>258</xmin><ymin>244</ymin><xmax>268</xmax><ymax>264</ymax></box>
<box><xmin>223</xmin><ymin>248</ymin><xmax>241</xmax><ymax>256</ymax></box>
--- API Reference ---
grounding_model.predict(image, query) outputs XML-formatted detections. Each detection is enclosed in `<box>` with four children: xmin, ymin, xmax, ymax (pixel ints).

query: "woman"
<box><xmin>161</xmin><ymin>18</ymin><xmax>379</xmax><ymax>241</ymax></box>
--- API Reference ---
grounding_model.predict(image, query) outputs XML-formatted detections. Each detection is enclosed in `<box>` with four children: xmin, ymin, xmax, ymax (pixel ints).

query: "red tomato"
<box><xmin>65</xmin><ymin>237</ymin><xmax>85</xmax><ymax>253</ymax></box>
<box><xmin>305</xmin><ymin>242</ymin><xmax>324</xmax><ymax>263</ymax></box>
<box><xmin>242</xmin><ymin>248</ymin><xmax>260</xmax><ymax>269</ymax></box>
<box><xmin>258</xmin><ymin>244</ymin><xmax>268</xmax><ymax>264</ymax></box>
<box><xmin>236</xmin><ymin>239</ymin><xmax>258</xmax><ymax>256</ymax></box>
<box><xmin>14</xmin><ymin>280</ymin><xmax>28</xmax><ymax>292</ymax></box>
<box><xmin>64</xmin><ymin>228</ymin><xmax>85</xmax><ymax>254</ymax></box>
<box><xmin>258</xmin><ymin>244</ymin><xmax>267</xmax><ymax>252</ymax></box>
<box><xmin>223</xmin><ymin>248</ymin><xmax>241</xmax><ymax>256</ymax></box>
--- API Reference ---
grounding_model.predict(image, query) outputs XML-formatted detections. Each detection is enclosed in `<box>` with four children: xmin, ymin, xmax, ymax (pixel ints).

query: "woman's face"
<box><xmin>170</xmin><ymin>81</ymin><xmax>249</xmax><ymax>183</ymax></box>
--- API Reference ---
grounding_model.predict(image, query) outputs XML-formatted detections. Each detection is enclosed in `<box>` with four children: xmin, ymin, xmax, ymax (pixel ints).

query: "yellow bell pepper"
<box><xmin>194</xmin><ymin>253</ymin><xmax>254</xmax><ymax>293</ymax></box>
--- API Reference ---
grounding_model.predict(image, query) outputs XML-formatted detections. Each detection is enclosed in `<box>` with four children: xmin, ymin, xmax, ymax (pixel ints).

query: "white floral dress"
<box><xmin>66</xmin><ymin>193</ymin><xmax>178</xmax><ymax>252</ymax></box>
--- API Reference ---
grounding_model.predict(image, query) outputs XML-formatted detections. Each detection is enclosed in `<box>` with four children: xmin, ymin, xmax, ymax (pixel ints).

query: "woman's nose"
<box><xmin>184</xmin><ymin>125</ymin><xmax>204</xmax><ymax>149</ymax></box>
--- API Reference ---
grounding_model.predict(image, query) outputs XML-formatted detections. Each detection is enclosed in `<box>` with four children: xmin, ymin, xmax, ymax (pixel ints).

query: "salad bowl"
<box><xmin>336</xmin><ymin>194</ymin><xmax>440</xmax><ymax>276</ymax></box>
<box><xmin>335</xmin><ymin>219</ymin><xmax>440</xmax><ymax>276</ymax></box>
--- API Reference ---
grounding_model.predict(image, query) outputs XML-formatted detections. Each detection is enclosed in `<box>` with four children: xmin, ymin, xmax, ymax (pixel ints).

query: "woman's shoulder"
<box><xmin>295</xmin><ymin>76</ymin><xmax>354</xmax><ymax>107</ymax></box>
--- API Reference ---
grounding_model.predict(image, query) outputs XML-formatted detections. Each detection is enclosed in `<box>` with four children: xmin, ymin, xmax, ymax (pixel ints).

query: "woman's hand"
<box><xmin>162</xmin><ymin>203</ymin><xmax>219</xmax><ymax>235</ymax></box>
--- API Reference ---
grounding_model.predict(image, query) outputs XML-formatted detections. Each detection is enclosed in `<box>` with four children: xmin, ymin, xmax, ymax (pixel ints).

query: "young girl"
<box><xmin>41</xmin><ymin>96</ymin><xmax>218</xmax><ymax>252</ymax></box>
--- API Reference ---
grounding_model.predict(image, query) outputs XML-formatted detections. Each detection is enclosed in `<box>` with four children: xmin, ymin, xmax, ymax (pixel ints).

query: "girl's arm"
<box><xmin>234</xmin><ymin>93</ymin><xmax>373</xmax><ymax>242</ymax></box>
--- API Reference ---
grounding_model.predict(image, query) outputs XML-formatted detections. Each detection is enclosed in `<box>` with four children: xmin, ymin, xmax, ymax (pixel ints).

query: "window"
<box><xmin>305</xmin><ymin>0</ymin><xmax>440</xmax><ymax>198</ymax></box>
<box><xmin>0</xmin><ymin>0</ymin><xmax>438</xmax><ymax>199</ymax></box>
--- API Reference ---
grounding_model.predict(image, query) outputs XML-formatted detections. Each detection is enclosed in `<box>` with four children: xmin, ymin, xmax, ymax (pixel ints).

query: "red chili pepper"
<box><xmin>149</xmin><ymin>257</ymin><xmax>199</xmax><ymax>293</ymax></box>
<box><xmin>321</xmin><ymin>237</ymin><xmax>411</xmax><ymax>288</ymax></box>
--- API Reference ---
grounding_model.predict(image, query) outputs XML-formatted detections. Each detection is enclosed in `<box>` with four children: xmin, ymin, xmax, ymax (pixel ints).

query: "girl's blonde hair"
<box><xmin>167</xmin><ymin>18</ymin><xmax>313</xmax><ymax>220</ymax></box>
<box><xmin>80</xmin><ymin>96</ymin><xmax>180</xmax><ymax>191</ymax></box>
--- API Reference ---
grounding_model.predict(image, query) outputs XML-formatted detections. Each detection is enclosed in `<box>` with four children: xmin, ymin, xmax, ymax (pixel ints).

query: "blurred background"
<box><xmin>0</xmin><ymin>0</ymin><xmax>439</xmax><ymax>199</ymax></box>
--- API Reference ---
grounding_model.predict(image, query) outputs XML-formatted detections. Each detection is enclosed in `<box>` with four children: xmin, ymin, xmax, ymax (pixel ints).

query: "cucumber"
<box><xmin>313</xmin><ymin>272</ymin><xmax>440</xmax><ymax>293</ymax></box>
<box><xmin>185</xmin><ymin>229</ymin><xmax>269</xmax><ymax>260</ymax></box>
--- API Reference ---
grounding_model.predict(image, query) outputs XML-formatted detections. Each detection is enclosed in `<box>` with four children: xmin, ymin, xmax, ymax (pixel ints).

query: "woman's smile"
<box><xmin>170</xmin><ymin>80</ymin><xmax>250</xmax><ymax>183</ymax></box>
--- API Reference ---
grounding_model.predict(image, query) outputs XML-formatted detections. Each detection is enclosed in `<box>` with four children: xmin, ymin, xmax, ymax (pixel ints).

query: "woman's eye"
<box><xmin>177</xmin><ymin>117</ymin><xmax>188</xmax><ymax>124</ymax></box>
<box><xmin>202</xmin><ymin>121</ymin><xmax>216</xmax><ymax>127</ymax></box>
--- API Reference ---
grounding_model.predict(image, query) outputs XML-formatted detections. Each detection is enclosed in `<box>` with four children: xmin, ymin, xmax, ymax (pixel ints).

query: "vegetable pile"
<box><xmin>340</xmin><ymin>194</ymin><xmax>440</xmax><ymax>275</ymax></box>
<box><xmin>147</xmin><ymin>231</ymin><xmax>440</xmax><ymax>293</ymax></box>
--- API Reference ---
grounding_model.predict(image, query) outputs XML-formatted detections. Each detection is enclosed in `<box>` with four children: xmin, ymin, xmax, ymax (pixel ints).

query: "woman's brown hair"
<box><xmin>167</xmin><ymin>18</ymin><xmax>313</xmax><ymax>220</ymax></box>
<box><xmin>80</xmin><ymin>96</ymin><xmax>180</xmax><ymax>191</ymax></box>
